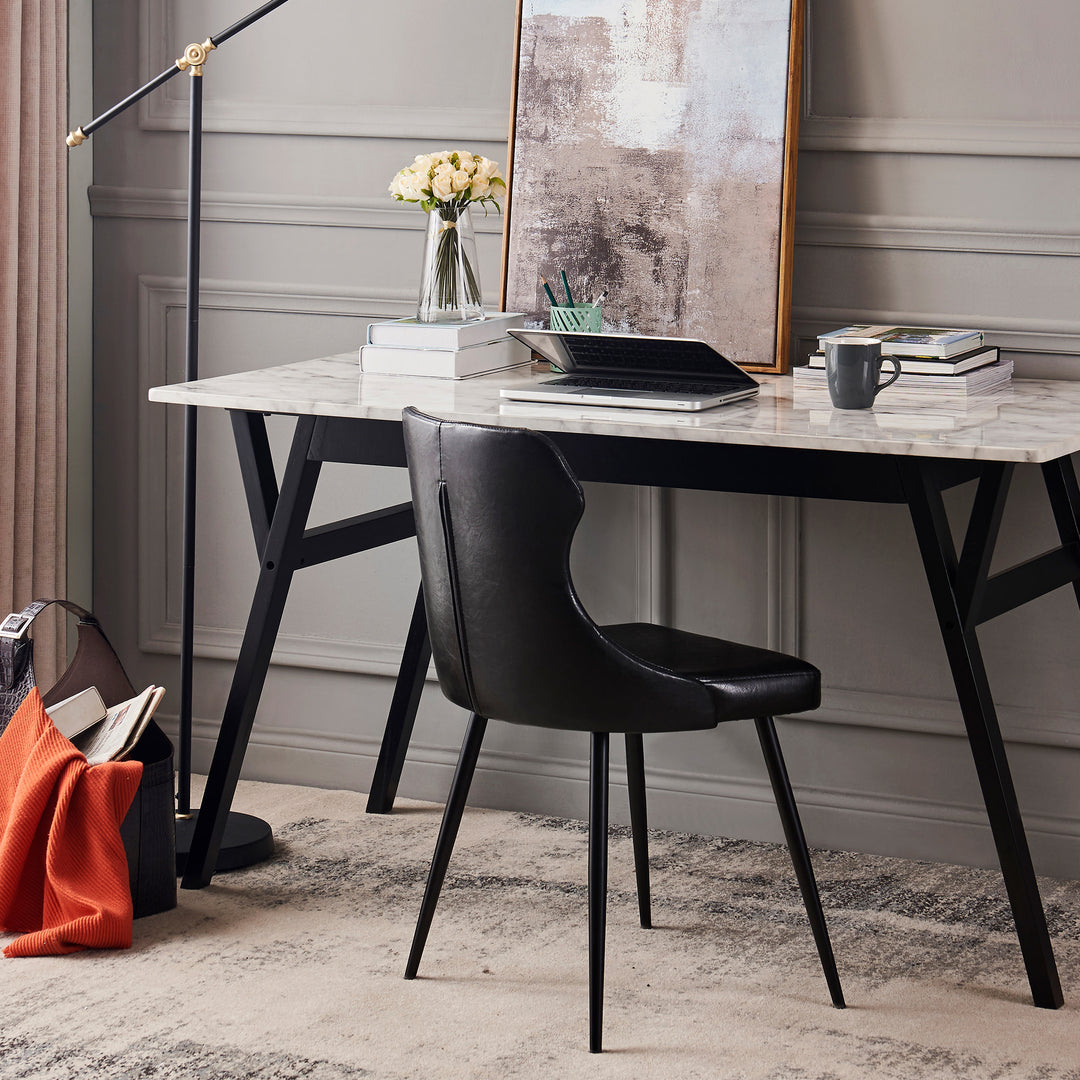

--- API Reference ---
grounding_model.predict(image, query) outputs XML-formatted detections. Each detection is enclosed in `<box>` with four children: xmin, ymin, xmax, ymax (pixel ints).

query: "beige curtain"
<box><xmin>0</xmin><ymin>0</ymin><xmax>67</xmax><ymax>687</ymax></box>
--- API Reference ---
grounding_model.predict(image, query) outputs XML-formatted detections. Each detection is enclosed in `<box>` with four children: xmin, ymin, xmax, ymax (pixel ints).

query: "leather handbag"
<box><xmin>0</xmin><ymin>599</ymin><xmax>177</xmax><ymax>917</ymax></box>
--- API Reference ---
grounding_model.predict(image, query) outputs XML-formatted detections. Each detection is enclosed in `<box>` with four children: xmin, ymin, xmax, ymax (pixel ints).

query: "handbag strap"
<box><xmin>0</xmin><ymin>599</ymin><xmax>96</xmax><ymax>691</ymax></box>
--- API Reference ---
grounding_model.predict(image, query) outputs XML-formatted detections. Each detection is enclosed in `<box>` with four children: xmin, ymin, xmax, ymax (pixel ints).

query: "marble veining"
<box><xmin>147</xmin><ymin>353</ymin><xmax>1080</xmax><ymax>463</ymax></box>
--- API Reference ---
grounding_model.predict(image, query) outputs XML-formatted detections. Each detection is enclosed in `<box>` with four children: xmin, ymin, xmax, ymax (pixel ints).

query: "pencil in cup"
<box><xmin>549</xmin><ymin>302</ymin><xmax>601</xmax><ymax>333</ymax></box>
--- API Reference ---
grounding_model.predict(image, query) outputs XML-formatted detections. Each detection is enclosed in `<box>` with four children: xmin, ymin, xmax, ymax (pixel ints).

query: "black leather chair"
<box><xmin>401</xmin><ymin>407</ymin><xmax>844</xmax><ymax>1052</ymax></box>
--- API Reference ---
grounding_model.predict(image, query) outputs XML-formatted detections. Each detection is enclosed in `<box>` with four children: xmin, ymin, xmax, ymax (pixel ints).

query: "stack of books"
<box><xmin>794</xmin><ymin>324</ymin><xmax>1012</xmax><ymax>401</ymax></box>
<box><xmin>359</xmin><ymin>312</ymin><xmax>531</xmax><ymax>379</ymax></box>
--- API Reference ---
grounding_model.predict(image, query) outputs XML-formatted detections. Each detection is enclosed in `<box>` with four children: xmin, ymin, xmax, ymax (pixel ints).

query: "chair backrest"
<box><xmin>402</xmin><ymin>408</ymin><xmax>714</xmax><ymax>732</ymax></box>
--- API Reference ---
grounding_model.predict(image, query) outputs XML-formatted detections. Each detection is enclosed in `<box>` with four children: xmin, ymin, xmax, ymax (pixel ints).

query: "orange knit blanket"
<box><xmin>0</xmin><ymin>688</ymin><xmax>142</xmax><ymax>956</ymax></box>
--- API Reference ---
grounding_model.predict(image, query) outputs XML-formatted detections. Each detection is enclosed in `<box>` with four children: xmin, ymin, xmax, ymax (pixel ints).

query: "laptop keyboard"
<box><xmin>560</xmin><ymin>336</ymin><xmax>731</xmax><ymax>374</ymax></box>
<box><xmin>550</xmin><ymin>375</ymin><xmax>736</xmax><ymax>395</ymax></box>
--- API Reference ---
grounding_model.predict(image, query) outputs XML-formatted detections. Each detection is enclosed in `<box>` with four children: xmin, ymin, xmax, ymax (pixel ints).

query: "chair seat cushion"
<box><xmin>603</xmin><ymin>623</ymin><xmax>821</xmax><ymax>723</ymax></box>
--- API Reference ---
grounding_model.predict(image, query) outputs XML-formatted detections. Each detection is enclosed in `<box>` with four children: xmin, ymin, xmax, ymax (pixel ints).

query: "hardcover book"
<box><xmin>819</xmin><ymin>324</ymin><xmax>984</xmax><ymax>358</ymax></box>
<box><xmin>359</xmin><ymin>335</ymin><xmax>533</xmax><ymax>379</ymax></box>
<box><xmin>806</xmin><ymin>345</ymin><xmax>999</xmax><ymax>377</ymax></box>
<box><xmin>367</xmin><ymin>312</ymin><xmax>525</xmax><ymax>350</ymax></box>
<box><xmin>45</xmin><ymin>686</ymin><xmax>108</xmax><ymax>741</ymax></box>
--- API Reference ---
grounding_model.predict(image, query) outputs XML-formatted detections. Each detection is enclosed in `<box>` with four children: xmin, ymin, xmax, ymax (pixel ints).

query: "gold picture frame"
<box><xmin>500</xmin><ymin>0</ymin><xmax>803</xmax><ymax>374</ymax></box>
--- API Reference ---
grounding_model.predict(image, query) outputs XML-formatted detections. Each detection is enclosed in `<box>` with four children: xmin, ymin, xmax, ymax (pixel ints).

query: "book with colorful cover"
<box><xmin>819</xmin><ymin>324</ymin><xmax>984</xmax><ymax>358</ymax></box>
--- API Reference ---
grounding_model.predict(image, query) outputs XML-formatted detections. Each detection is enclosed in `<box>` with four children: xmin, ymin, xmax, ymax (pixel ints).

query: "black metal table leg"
<box><xmin>181</xmin><ymin>415</ymin><xmax>322</xmax><ymax>889</ymax></box>
<box><xmin>1042</xmin><ymin>455</ymin><xmax>1080</xmax><ymax>612</ymax></box>
<box><xmin>232</xmin><ymin>409</ymin><xmax>279</xmax><ymax>556</ymax></box>
<box><xmin>366</xmin><ymin>583</ymin><xmax>432</xmax><ymax>813</ymax></box>
<box><xmin>900</xmin><ymin>459</ymin><xmax>1062</xmax><ymax>1008</ymax></box>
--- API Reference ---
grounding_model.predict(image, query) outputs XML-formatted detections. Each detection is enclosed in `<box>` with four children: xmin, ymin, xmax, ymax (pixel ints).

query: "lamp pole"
<box><xmin>68</xmin><ymin>0</ymin><xmax>292</xmax><ymax>872</ymax></box>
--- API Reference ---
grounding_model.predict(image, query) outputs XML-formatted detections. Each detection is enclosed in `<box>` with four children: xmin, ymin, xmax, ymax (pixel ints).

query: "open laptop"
<box><xmin>502</xmin><ymin>329</ymin><xmax>759</xmax><ymax>411</ymax></box>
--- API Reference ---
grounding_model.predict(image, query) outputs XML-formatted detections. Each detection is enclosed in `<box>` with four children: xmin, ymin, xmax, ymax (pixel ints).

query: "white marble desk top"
<box><xmin>148</xmin><ymin>352</ymin><xmax>1080</xmax><ymax>464</ymax></box>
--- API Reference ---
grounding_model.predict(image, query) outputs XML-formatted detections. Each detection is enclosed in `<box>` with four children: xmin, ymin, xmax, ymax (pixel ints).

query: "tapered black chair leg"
<box><xmin>624</xmin><ymin>732</ymin><xmax>652</xmax><ymax>929</ymax></box>
<box><xmin>405</xmin><ymin>713</ymin><xmax>488</xmax><ymax>979</ymax></box>
<box><xmin>589</xmin><ymin>732</ymin><xmax>610</xmax><ymax>1053</ymax></box>
<box><xmin>754</xmin><ymin>716</ymin><xmax>846</xmax><ymax>1009</ymax></box>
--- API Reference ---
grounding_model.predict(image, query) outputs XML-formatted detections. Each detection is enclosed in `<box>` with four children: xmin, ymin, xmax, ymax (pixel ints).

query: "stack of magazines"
<box><xmin>794</xmin><ymin>325</ymin><xmax>1011</xmax><ymax>402</ymax></box>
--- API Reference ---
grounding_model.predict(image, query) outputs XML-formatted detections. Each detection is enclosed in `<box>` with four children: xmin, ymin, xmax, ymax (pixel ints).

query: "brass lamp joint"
<box><xmin>176</xmin><ymin>37</ymin><xmax>216</xmax><ymax>77</ymax></box>
<box><xmin>66</xmin><ymin>126</ymin><xmax>87</xmax><ymax>148</ymax></box>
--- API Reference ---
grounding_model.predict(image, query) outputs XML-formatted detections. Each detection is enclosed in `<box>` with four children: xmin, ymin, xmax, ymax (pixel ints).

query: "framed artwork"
<box><xmin>500</xmin><ymin>0</ymin><xmax>803</xmax><ymax>373</ymax></box>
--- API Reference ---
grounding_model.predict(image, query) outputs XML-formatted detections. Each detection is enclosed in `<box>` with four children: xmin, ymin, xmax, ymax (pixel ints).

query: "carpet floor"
<box><xmin>2</xmin><ymin>777</ymin><xmax>1080</xmax><ymax>1079</ymax></box>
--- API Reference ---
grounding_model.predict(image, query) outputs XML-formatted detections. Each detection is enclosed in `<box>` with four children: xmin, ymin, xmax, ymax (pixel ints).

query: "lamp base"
<box><xmin>174</xmin><ymin>811</ymin><xmax>274</xmax><ymax>876</ymax></box>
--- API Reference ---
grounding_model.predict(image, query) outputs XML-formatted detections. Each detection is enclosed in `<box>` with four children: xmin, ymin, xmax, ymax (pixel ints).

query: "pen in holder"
<box><xmin>550</xmin><ymin>302</ymin><xmax>601</xmax><ymax>333</ymax></box>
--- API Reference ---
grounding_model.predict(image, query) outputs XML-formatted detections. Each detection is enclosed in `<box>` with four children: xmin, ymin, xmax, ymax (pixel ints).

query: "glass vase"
<box><xmin>417</xmin><ymin>203</ymin><xmax>483</xmax><ymax>323</ymax></box>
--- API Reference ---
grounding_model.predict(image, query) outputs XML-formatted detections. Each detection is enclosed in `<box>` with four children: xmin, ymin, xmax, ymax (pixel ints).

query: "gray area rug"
<box><xmin>2</xmin><ymin>777</ymin><xmax>1080</xmax><ymax>1079</ymax></box>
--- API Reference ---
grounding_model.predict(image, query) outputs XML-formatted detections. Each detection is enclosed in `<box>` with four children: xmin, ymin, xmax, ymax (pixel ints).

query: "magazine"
<box><xmin>71</xmin><ymin>685</ymin><xmax>165</xmax><ymax>766</ymax></box>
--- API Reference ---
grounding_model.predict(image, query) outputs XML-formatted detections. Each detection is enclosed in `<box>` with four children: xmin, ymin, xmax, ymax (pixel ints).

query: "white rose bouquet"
<box><xmin>389</xmin><ymin>150</ymin><xmax>506</xmax><ymax>321</ymax></box>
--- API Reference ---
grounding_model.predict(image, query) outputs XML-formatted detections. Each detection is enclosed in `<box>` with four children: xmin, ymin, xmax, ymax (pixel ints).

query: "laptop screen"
<box><xmin>507</xmin><ymin>329</ymin><xmax>758</xmax><ymax>387</ymax></box>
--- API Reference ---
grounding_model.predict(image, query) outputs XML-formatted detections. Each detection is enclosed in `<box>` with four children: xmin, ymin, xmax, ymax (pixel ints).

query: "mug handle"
<box><xmin>873</xmin><ymin>357</ymin><xmax>902</xmax><ymax>395</ymax></box>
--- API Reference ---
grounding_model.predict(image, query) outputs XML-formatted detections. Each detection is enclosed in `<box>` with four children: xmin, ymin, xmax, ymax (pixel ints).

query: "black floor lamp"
<box><xmin>68</xmin><ymin>0</ymin><xmax>292</xmax><ymax>873</ymax></box>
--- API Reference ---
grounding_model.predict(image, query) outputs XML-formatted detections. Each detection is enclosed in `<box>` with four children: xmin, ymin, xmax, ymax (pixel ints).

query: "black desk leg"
<box><xmin>181</xmin><ymin>415</ymin><xmax>322</xmax><ymax>889</ymax></box>
<box><xmin>900</xmin><ymin>460</ymin><xmax>1062</xmax><ymax>1008</ymax></box>
<box><xmin>1042</xmin><ymin>456</ymin><xmax>1080</xmax><ymax>612</ymax></box>
<box><xmin>366</xmin><ymin>583</ymin><xmax>432</xmax><ymax>813</ymax></box>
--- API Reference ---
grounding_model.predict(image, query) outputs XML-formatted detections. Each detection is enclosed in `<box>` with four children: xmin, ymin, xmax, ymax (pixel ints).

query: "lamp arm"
<box><xmin>66</xmin><ymin>0</ymin><xmax>292</xmax><ymax>146</ymax></box>
<box><xmin>211</xmin><ymin>0</ymin><xmax>292</xmax><ymax>48</ymax></box>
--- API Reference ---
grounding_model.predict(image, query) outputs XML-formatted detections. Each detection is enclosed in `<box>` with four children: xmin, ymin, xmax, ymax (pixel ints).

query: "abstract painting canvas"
<box><xmin>501</xmin><ymin>0</ymin><xmax>802</xmax><ymax>372</ymax></box>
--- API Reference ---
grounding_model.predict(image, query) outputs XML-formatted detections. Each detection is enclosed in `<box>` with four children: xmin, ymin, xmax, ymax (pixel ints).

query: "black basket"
<box><xmin>1</xmin><ymin>599</ymin><xmax>177</xmax><ymax>919</ymax></box>
<box><xmin>119</xmin><ymin>719</ymin><xmax>177</xmax><ymax>918</ymax></box>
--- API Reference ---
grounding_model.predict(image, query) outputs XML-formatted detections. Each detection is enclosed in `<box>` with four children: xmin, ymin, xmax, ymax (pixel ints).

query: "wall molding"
<box><xmin>134</xmin><ymin>0</ymin><xmax>1080</xmax><ymax>155</ymax></box>
<box><xmin>768</xmin><ymin>495</ymin><xmax>802</xmax><ymax>656</ymax></box>
<box><xmin>136</xmin><ymin>275</ymin><xmax>660</xmax><ymax>681</ymax></box>
<box><xmin>89</xmin><ymin>186</ymin><xmax>508</xmax><ymax>234</ymax></box>
<box><xmin>136</xmin><ymin>274</ymin><xmax>422</xmax><ymax>678</ymax></box>
<box><xmin>637</xmin><ymin>487</ymin><xmax>671</xmax><ymax>625</ymax></box>
<box><xmin>799</xmin><ymin>115</ymin><xmax>1080</xmax><ymax>159</ymax></box>
<box><xmin>814</xmin><ymin>686</ymin><xmax>1080</xmax><ymax>753</ymax></box>
<box><xmin>800</xmin><ymin>31</ymin><xmax>1080</xmax><ymax>158</ymax></box>
<box><xmin>137</xmin><ymin>0</ymin><xmax>510</xmax><ymax>141</ymax></box>
<box><xmin>90</xmin><ymin>186</ymin><xmax>1079</xmax><ymax>263</ymax></box>
<box><xmin>796</xmin><ymin>210</ymin><xmax>1080</xmax><ymax>259</ymax></box>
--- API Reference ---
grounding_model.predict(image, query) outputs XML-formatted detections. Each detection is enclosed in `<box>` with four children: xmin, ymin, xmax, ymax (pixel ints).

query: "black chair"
<box><xmin>401</xmin><ymin>407</ymin><xmax>844</xmax><ymax>1053</ymax></box>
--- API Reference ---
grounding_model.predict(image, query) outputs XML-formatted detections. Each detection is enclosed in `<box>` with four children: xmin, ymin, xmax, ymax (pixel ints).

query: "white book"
<box><xmin>46</xmin><ymin>686</ymin><xmax>108</xmax><ymax>741</ymax></box>
<box><xmin>366</xmin><ymin>312</ymin><xmax>525</xmax><ymax>349</ymax></box>
<box><xmin>359</xmin><ymin>335</ymin><xmax>533</xmax><ymax>379</ymax></box>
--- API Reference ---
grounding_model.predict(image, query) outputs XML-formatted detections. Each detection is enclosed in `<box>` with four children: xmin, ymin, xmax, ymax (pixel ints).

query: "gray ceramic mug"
<box><xmin>820</xmin><ymin>336</ymin><xmax>902</xmax><ymax>409</ymax></box>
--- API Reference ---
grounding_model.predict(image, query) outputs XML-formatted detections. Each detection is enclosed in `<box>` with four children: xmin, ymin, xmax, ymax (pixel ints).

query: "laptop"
<box><xmin>502</xmin><ymin>329</ymin><xmax>759</xmax><ymax>411</ymax></box>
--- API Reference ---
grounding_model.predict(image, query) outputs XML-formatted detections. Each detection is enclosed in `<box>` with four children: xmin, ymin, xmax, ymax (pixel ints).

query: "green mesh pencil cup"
<box><xmin>550</xmin><ymin>302</ymin><xmax>602</xmax><ymax>333</ymax></box>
